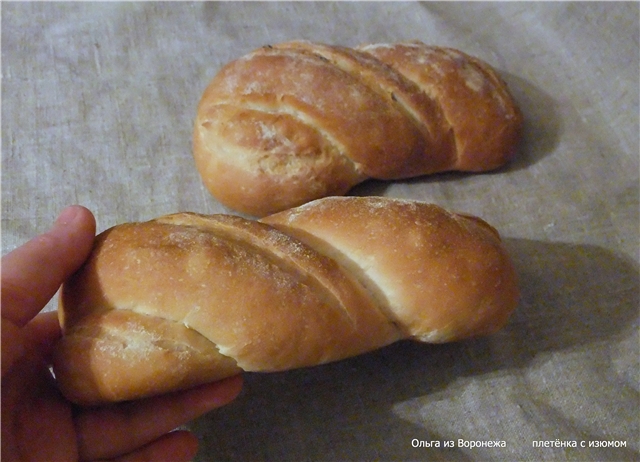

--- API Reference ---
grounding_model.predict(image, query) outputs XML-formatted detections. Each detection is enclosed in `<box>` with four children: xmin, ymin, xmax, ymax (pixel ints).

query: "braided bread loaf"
<box><xmin>52</xmin><ymin>197</ymin><xmax>519</xmax><ymax>405</ymax></box>
<box><xmin>193</xmin><ymin>41</ymin><xmax>523</xmax><ymax>216</ymax></box>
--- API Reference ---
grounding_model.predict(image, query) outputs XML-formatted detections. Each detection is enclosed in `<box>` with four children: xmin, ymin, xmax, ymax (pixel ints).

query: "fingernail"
<box><xmin>199</xmin><ymin>374</ymin><xmax>244</xmax><ymax>408</ymax></box>
<box><xmin>55</xmin><ymin>205</ymin><xmax>83</xmax><ymax>226</ymax></box>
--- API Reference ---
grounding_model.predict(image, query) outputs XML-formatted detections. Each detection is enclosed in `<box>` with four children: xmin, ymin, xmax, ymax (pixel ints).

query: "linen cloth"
<box><xmin>2</xmin><ymin>2</ymin><xmax>638</xmax><ymax>460</ymax></box>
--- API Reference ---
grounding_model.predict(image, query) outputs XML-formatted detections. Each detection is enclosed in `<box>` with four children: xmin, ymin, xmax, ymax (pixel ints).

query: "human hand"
<box><xmin>1</xmin><ymin>205</ymin><xmax>242</xmax><ymax>461</ymax></box>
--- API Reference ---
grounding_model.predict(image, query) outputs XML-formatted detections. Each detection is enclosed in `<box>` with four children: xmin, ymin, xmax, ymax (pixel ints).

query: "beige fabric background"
<box><xmin>2</xmin><ymin>2</ymin><xmax>638</xmax><ymax>461</ymax></box>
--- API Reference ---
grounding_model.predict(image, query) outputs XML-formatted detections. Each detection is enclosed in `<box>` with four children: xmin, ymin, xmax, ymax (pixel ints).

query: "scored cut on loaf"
<box><xmin>193</xmin><ymin>41</ymin><xmax>523</xmax><ymax>216</ymax></box>
<box><xmin>52</xmin><ymin>197</ymin><xmax>519</xmax><ymax>405</ymax></box>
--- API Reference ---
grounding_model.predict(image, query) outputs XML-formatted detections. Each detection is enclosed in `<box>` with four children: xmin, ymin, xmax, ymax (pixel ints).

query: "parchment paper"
<box><xmin>2</xmin><ymin>2</ymin><xmax>638</xmax><ymax>460</ymax></box>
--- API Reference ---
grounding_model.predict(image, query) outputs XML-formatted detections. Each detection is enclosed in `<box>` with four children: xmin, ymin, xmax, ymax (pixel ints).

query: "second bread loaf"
<box><xmin>194</xmin><ymin>41</ymin><xmax>523</xmax><ymax>216</ymax></box>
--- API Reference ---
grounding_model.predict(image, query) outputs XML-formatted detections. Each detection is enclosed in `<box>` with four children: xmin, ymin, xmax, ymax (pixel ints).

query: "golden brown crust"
<box><xmin>262</xmin><ymin>197</ymin><xmax>519</xmax><ymax>341</ymax></box>
<box><xmin>53</xmin><ymin>197</ymin><xmax>519</xmax><ymax>404</ymax></box>
<box><xmin>358</xmin><ymin>42</ymin><xmax>523</xmax><ymax>171</ymax></box>
<box><xmin>193</xmin><ymin>41</ymin><xmax>523</xmax><ymax>216</ymax></box>
<box><xmin>193</xmin><ymin>104</ymin><xmax>366</xmax><ymax>216</ymax></box>
<box><xmin>53</xmin><ymin>310</ymin><xmax>241</xmax><ymax>405</ymax></box>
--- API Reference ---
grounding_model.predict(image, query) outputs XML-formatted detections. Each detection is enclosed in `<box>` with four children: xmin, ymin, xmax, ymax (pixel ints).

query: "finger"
<box><xmin>1</xmin><ymin>312</ymin><xmax>61</xmax><ymax>377</ymax></box>
<box><xmin>1</xmin><ymin>205</ymin><xmax>96</xmax><ymax>326</ymax></box>
<box><xmin>1</xmin><ymin>320</ymin><xmax>26</xmax><ymax>377</ymax></box>
<box><xmin>24</xmin><ymin>311</ymin><xmax>62</xmax><ymax>361</ymax></box>
<box><xmin>76</xmin><ymin>374</ymin><xmax>243</xmax><ymax>461</ymax></box>
<box><xmin>102</xmin><ymin>431</ymin><xmax>199</xmax><ymax>462</ymax></box>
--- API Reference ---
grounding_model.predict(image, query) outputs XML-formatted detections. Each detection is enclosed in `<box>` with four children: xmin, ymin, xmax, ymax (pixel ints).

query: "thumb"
<box><xmin>1</xmin><ymin>205</ymin><xmax>96</xmax><ymax>327</ymax></box>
